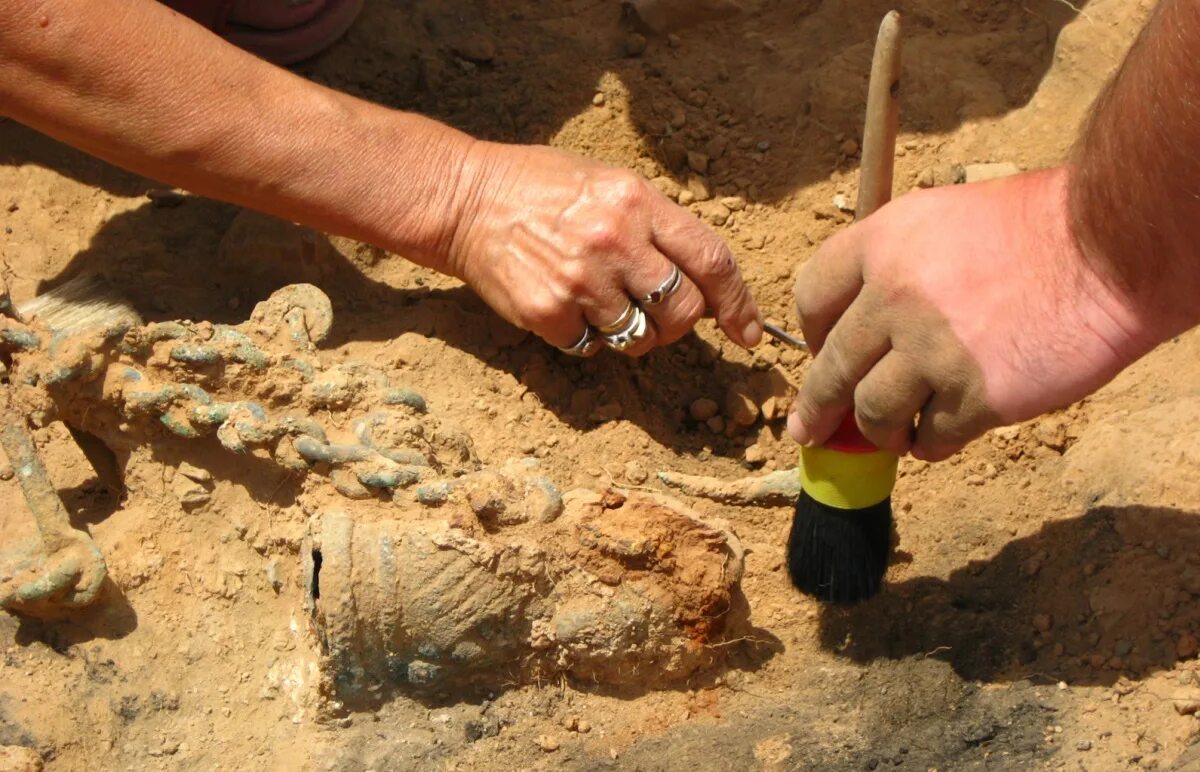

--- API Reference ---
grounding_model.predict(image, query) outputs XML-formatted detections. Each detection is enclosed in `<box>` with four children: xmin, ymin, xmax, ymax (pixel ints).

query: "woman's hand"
<box><xmin>445</xmin><ymin>141</ymin><xmax>763</xmax><ymax>356</ymax></box>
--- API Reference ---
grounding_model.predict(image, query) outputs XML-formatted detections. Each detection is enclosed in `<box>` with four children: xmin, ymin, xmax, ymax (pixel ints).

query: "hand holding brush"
<box><xmin>785</xmin><ymin>11</ymin><xmax>903</xmax><ymax>604</ymax></box>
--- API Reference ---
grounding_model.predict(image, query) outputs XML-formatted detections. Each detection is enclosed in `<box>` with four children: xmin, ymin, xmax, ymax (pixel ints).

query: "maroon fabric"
<box><xmin>157</xmin><ymin>0</ymin><xmax>363</xmax><ymax>65</ymax></box>
<box><xmin>228</xmin><ymin>0</ymin><xmax>328</xmax><ymax>30</ymax></box>
<box><xmin>221</xmin><ymin>0</ymin><xmax>363</xmax><ymax>64</ymax></box>
<box><xmin>157</xmin><ymin>0</ymin><xmax>235</xmax><ymax>30</ymax></box>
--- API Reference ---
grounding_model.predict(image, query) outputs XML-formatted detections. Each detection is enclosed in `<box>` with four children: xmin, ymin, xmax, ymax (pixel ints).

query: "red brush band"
<box><xmin>824</xmin><ymin>413</ymin><xmax>879</xmax><ymax>454</ymax></box>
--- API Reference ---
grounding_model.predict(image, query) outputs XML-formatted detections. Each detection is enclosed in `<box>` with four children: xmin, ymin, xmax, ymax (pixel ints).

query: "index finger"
<box><xmin>793</xmin><ymin>224</ymin><xmax>867</xmax><ymax>353</ymax></box>
<box><xmin>650</xmin><ymin>199</ymin><xmax>763</xmax><ymax>348</ymax></box>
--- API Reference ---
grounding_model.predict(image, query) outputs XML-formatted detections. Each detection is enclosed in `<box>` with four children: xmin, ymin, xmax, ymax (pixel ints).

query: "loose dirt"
<box><xmin>5</xmin><ymin>0</ymin><xmax>1200</xmax><ymax>769</ymax></box>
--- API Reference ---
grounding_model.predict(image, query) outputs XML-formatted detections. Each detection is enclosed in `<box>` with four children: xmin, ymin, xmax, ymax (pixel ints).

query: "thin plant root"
<box><xmin>656</xmin><ymin>468</ymin><xmax>801</xmax><ymax>506</ymax></box>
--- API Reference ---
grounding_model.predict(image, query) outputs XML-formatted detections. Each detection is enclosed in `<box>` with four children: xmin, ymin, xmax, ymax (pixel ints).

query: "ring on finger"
<box><xmin>600</xmin><ymin>304</ymin><xmax>651</xmax><ymax>352</ymax></box>
<box><xmin>640</xmin><ymin>264</ymin><xmax>682</xmax><ymax>306</ymax></box>
<box><xmin>596</xmin><ymin>301</ymin><xmax>639</xmax><ymax>335</ymax></box>
<box><xmin>558</xmin><ymin>326</ymin><xmax>603</xmax><ymax>357</ymax></box>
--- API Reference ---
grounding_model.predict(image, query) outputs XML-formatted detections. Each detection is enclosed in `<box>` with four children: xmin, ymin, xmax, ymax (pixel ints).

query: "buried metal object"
<box><xmin>301</xmin><ymin>489</ymin><xmax>745</xmax><ymax>699</ymax></box>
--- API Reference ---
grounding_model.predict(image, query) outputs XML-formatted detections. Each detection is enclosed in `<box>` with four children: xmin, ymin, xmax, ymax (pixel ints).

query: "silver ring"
<box><xmin>600</xmin><ymin>304</ymin><xmax>650</xmax><ymax>352</ymax></box>
<box><xmin>640</xmin><ymin>265</ymin><xmax>682</xmax><ymax>306</ymax></box>
<box><xmin>558</xmin><ymin>326</ymin><xmax>603</xmax><ymax>357</ymax></box>
<box><xmin>596</xmin><ymin>302</ymin><xmax>638</xmax><ymax>335</ymax></box>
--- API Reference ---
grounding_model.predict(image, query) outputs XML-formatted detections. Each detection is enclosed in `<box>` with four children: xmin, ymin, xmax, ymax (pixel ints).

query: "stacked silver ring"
<box><xmin>599</xmin><ymin>303</ymin><xmax>649</xmax><ymax>352</ymax></box>
<box><xmin>559</xmin><ymin>325</ymin><xmax>604</xmax><ymax>357</ymax></box>
<box><xmin>556</xmin><ymin>264</ymin><xmax>683</xmax><ymax>356</ymax></box>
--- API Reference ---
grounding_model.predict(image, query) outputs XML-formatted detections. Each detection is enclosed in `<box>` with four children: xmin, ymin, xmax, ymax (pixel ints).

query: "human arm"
<box><xmin>787</xmin><ymin>0</ymin><xmax>1200</xmax><ymax>461</ymax></box>
<box><xmin>0</xmin><ymin>0</ymin><xmax>762</xmax><ymax>353</ymax></box>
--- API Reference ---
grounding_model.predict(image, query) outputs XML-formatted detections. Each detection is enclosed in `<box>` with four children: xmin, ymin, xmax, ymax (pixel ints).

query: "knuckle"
<box><xmin>582</xmin><ymin>215</ymin><xmax>622</xmax><ymax>252</ymax></box>
<box><xmin>603</xmin><ymin>172</ymin><xmax>645</xmax><ymax>211</ymax></box>
<box><xmin>694</xmin><ymin>239</ymin><xmax>738</xmax><ymax>282</ymax></box>
<box><xmin>854</xmin><ymin>389</ymin><xmax>900</xmax><ymax>431</ymax></box>
<box><xmin>518</xmin><ymin>293</ymin><xmax>567</xmax><ymax>331</ymax></box>
<box><xmin>558</xmin><ymin>263</ymin><xmax>592</xmax><ymax>296</ymax></box>
<box><xmin>676</xmin><ymin>293</ymin><xmax>705</xmax><ymax>328</ymax></box>
<box><xmin>812</xmin><ymin>343</ymin><xmax>855</xmax><ymax>399</ymax></box>
<box><xmin>849</xmin><ymin>396</ymin><xmax>897</xmax><ymax>432</ymax></box>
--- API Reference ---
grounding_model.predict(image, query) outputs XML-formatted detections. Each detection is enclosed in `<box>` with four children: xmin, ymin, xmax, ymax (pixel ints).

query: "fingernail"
<box><xmin>741</xmin><ymin>319</ymin><xmax>763</xmax><ymax>347</ymax></box>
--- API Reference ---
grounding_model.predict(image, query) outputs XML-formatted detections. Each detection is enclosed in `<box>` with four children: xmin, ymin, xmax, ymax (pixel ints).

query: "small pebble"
<box><xmin>706</xmin><ymin>416</ymin><xmax>725</xmax><ymax>434</ymax></box>
<box><xmin>451</xmin><ymin>33</ymin><xmax>496</xmax><ymax>63</ymax></box>
<box><xmin>624</xmin><ymin>461</ymin><xmax>648</xmax><ymax>485</ymax></box>
<box><xmin>705</xmin><ymin>136</ymin><xmax>728</xmax><ymax>160</ymax></box>
<box><xmin>1077</xmin><ymin>740</ymin><xmax>1092</xmax><ymax>752</ymax></box>
<box><xmin>535</xmin><ymin>735</ymin><xmax>561</xmax><ymax>752</ymax></box>
<box><xmin>960</xmin><ymin>162</ymin><xmax>1021</xmax><ymax>184</ymax></box>
<box><xmin>689</xmin><ymin>398</ymin><xmax>719</xmax><ymax>421</ymax></box>
<box><xmin>592</xmin><ymin>92</ymin><xmax>606</xmax><ymax>106</ymax></box>
<box><xmin>686</xmin><ymin>175</ymin><xmax>711</xmax><ymax>202</ymax></box>
<box><xmin>1173</xmin><ymin>690</ymin><xmax>1200</xmax><ymax>715</ymax></box>
<box><xmin>743</xmin><ymin>444</ymin><xmax>766</xmax><ymax>466</ymax></box>
<box><xmin>725</xmin><ymin>382</ymin><xmax>759</xmax><ymax>427</ymax></box>
<box><xmin>840</xmin><ymin>139</ymin><xmax>859</xmax><ymax>156</ymax></box>
<box><xmin>755</xmin><ymin>346</ymin><xmax>780</xmax><ymax>366</ymax></box>
<box><xmin>622</xmin><ymin>32</ymin><xmax>647</xmax><ymax>57</ymax></box>
<box><xmin>0</xmin><ymin>464</ymin><xmax>12</xmax><ymax>481</ymax></box>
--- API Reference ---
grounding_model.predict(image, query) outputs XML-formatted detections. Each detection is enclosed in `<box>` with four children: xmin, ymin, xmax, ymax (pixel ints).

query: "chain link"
<box><xmin>1</xmin><ymin>284</ymin><xmax>479</xmax><ymax>503</ymax></box>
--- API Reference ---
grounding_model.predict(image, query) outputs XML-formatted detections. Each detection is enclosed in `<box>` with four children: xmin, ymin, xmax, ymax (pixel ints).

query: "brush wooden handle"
<box><xmin>855</xmin><ymin>11</ymin><xmax>902</xmax><ymax>220</ymax></box>
<box><xmin>830</xmin><ymin>11</ymin><xmax>902</xmax><ymax>453</ymax></box>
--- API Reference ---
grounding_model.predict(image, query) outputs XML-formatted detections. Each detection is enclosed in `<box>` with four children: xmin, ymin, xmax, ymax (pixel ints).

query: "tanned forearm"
<box><xmin>0</xmin><ymin>0</ymin><xmax>472</xmax><ymax>268</ymax></box>
<box><xmin>1070</xmin><ymin>0</ymin><xmax>1200</xmax><ymax>342</ymax></box>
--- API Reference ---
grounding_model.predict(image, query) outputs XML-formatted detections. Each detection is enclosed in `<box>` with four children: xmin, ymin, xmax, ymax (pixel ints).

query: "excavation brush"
<box><xmin>786</xmin><ymin>11</ymin><xmax>904</xmax><ymax>604</ymax></box>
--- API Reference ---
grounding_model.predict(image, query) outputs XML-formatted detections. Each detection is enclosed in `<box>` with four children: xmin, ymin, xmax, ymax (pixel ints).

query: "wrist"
<box><xmin>351</xmin><ymin>107</ymin><xmax>480</xmax><ymax>273</ymax></box>
<box><xmin>1058</xmin><ymin>164</ymin><xmax>1190</xmax><ymax>359</ymax></box>
<box><xmin>438</xmin><ymin>139</ymin><xmax>508</xmax><ymax>282</ymax></box>
<box><xmin>1068</xmin><ymin>153</ymin><xmax>1200</xmax><ymax>348</ymax></box>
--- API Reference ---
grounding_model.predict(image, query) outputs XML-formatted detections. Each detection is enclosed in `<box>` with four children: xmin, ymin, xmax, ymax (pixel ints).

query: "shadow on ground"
<box><xmin>819</xmin><ymin>505</ymin><xmax>1200</xmax><ymax>687</ymax></box>
<box><xmin>20</xmin><ymin>201</ymin><xmax>765</xmax><ymax>457</ymax></box>
<box><xmin>312</xmin><ymin>0</ymin><xmax>1091</xmax><ymax>202</ymax></box>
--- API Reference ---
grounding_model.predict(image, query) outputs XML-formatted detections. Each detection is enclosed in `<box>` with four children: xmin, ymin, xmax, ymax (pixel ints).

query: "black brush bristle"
<box><xmin>786</xmin><ymin>490</ymin><xmax>892</xmax><ymax>604</ymax></box>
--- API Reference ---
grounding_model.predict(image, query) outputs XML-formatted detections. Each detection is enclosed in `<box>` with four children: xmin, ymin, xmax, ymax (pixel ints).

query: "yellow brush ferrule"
<box><xmin>799</xmin><ymin>446</ymin><xmax>898</xmax><ymax>510</ymax></box>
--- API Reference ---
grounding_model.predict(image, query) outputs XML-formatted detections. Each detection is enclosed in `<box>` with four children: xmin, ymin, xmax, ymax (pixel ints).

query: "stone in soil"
<box><xmin>689</xmin><ymin>397</ymin><xmax>719</xmax><ymax>421</ymax></box>
<box><xmin>725</xmin><ymin>382</ymin><xmax>760</xmax><ymax>427</ymax></box>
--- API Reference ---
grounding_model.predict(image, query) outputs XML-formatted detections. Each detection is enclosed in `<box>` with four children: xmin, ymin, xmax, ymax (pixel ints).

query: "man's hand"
<box><xmin>446</xmin><ymin>142</ymin><xmax>763</xmax><ymax>355</ymax></box>
<box><xmin>788</xmin><ymin>168</ymin><xmax>1152</xmax><ymax>461</ymax></box>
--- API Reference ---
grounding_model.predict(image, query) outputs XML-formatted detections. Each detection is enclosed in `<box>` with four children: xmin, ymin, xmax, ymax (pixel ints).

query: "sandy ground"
<box><xmin>6</xmin><ymin>0</ymin><xmax>1200</xmax><ymax>769</ymax></box>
